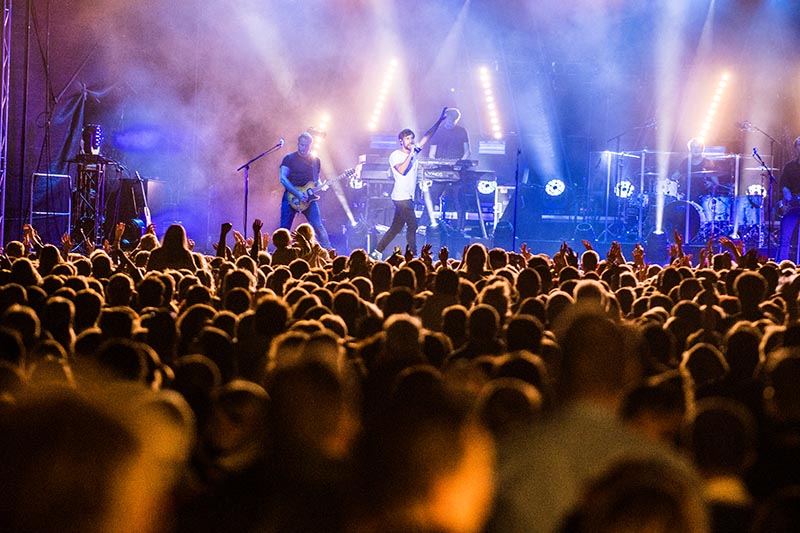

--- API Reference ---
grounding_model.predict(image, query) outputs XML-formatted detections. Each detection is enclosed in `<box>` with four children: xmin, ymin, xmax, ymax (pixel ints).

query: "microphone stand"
<box><xmin>236</xmin><ymin>141</ymin><xmax>284</xmax><ymax>239</ymax></box>
<box><xmin>512</xmin><ymin>148</ymin><xmax>521</xmax><ymax>252</ymax></box>
<box><xmin>753</xmin><ymin>148</ymin><xmax>776</xmax><ymax>258</ymax></box>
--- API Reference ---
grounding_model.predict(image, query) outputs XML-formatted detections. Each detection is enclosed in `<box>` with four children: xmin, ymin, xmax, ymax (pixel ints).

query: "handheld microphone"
<box><xmin>413</xmin><ymin>145</ymin><xmax>422</xmax><ymax>154</ymax></box>
<box><xmin>278</xmin><ymin>137</ymin><xmax>285</xmax><ymax>147</ymax></box>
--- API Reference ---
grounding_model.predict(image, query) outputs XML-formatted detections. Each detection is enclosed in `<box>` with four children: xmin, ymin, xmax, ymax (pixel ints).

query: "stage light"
<box><xmin>545</xmin><ymin>178</ymin><xmax>566</xmax><ymax>197</ymax></box>
<box><xmin>477</xmin><ymin>180</ymin><xmax>497</xmax><ymax>195</ymax></box>
<box><xmin>614</xmin><ymin>180</ymin><xmax>635</xmax><ymax>199</ymax></box>
<box><xmin>478</xmin><ymin>65</ymin><xmax>503</xmax><ymax>140</ymax></box>
<box><xmin>82</xmin><ymin>124</ymin><xmax>103</xmax><ymax>155</ymax></box>
<box><xmin>697</xmin><ymin>71</ymin><xmax>731</xmax><ymax>141</ymax></box>
<box><xmin>367</xmin><ymin>58</ymin><xmax>399</xmax><ymax>131</ymax></box>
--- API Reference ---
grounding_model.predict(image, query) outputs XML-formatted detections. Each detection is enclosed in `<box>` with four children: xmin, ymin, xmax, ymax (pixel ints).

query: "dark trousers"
<box><xmin>279</xmin><ymin>192</ymin><xmax>331</xmax><ymax>249</ymax></box>
<box><xmin>376</xmin><ymin>199</ymin><xmax>417</xmax><ymax>254</ymax></box>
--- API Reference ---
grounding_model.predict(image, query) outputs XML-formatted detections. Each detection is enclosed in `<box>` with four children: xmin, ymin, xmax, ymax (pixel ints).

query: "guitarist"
<box><xmin>278</xmin><ymin>132</ymin><xmax>331</xmax><ymax>249</ymax></box>
<box><xmin>779</xmin><ymin>136</ymin><xmax>800</xmax><ymax>215</ymax></box>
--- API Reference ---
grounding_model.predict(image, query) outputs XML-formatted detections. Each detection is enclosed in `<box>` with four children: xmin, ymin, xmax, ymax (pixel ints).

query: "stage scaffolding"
<box><xmin>0</xmin><ymin>0</ymin><xmax>10</xmax><ymax>247</ymax></box>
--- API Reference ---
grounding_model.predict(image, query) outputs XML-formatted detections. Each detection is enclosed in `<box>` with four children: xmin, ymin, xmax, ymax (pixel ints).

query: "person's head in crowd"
<box><xmin>254</xmin><ymin>294</ymin><xmax>290</xmax><ymax>340</ymax></box>
<box><xmin>681</xmin><ymin>342</ymin><xmax>729</xmax><ymax>389</ymax></box>
<box><xmin>288</xmin><ymin>258</ymin><xmax>310</xmax><ymax>279</ymax></box>
<box><xmin>467</xmin><ymin>303</ymin><xmax>500</xmax><ymax>344</ymax></box>
<box><xmin>580</xmin><ymin>250</ymin><xmax>600</xmax><ymax>273</ymax></box>
<box><xmin>272</xmin><ymin>228</ymin><xmax>292</xmax><ymax>250</ymax></box>
<box><xmin>477</xmin><ymin>377</ymin><xmax>542</xmax><ymax>437</ymax></box>
<box><xmin>73</xmin><ymin>288</ymin><xmax>103</xmax><ymax>333</ymax></box>
<box><xmin>136</xmin><ymin>275</ymin><xmax>166</xmax><ymax>309</ymax></box>
<box><xmin>172</xmin><ymin>354</ymin><xmax>222</xmax><ymax>427</ymax></box>
<box><xmin>350</xmin><ymin>277</ymin><xmax>373</xmax><ymax>302</ymax></box>
<box><xmin>546</xmin><ymin>290</ymin><xmax>574</xmax><ymax>326</ymax></box>
<box><xmin>441</xmin><ymin>304</ymin><xmax>468</xmax><ymax>350</ymax></box>
<box><xmin>191</xmin><ymin>326</ymin><xmax>235</xmax><ymax>383</ymax></box>
<box><xmin>90</xmin><ymin>251</ymin><xmax>114</xmax><ymax>280</ymax></box>
<box><xmin>160</xmin><ymin>223</ymin><xmax>190</xmax><ymax>251</ymax></box>
<box><xmin>478</xmin><ymin>280</ymin><xmax>511</xmax><ymax>323</ymax></box>
<box><xmin>10</xmin><ymin>257</ymin><xmax>42</xmax><ymax>287</ymax></box>
<box><xmin>347</xmin><ymin>249</ymin><xmax>370</xmax><ymax>278</ymax></box>
<box><xmin>176</xmin><ymin>303</ymin><xmax>216</xmax><ymax>356</ymax></box>
<box><xmin>268</xmin><ymin>359</ymin><xmax>359</xmax><ymax>465</ymax></box>
<box><xmin>406</xmin><ymin>259</ymin><xmax>427</xmax><ymax>289</ymax></box>
<box><xmin>573</xmin><ymin>279</ymin><xmax>608</xmax><ymax>310</ymax></box>
<box><xmin>98</xmin><ymin>305</ymin><xmax>138</xmax><ymax>340</ymax></box>
<box><xmin>37</xmin><ymin>244</ymin><xmax>63</xmax><ymax>277</ymax></box>
<box><xmin>332</xmin><ymin>289</ymin><xmax>361</xmax><ymax>333</ymax></box>
<box><xmin>723</xmin><ymin>322</ymin><xmax>762</xmax><ymax>381</ymax></box>
<box><xmin>734</xmin><ymin>270</ymin><xmax>768</xmax><ymax>309</ymax></box>
<box><xmin>458</xmin><ymin>278</ymin><xmax>478</xmax><ymax>308</ymax></box>
<box><xmin>370</xmin><ymin>260</ymin><xmax>392</xmax><ymax>296</ymax></box>
<box><xmin>650</xmin><ymin>293</ymin><xmax>673</xmax><ymax>313</ymax></box>
<box><xmin>2</xmin><ymin>304</ymin><xmax>40</xmax><ymax>354</ymax></box>
<box><xmin>620</xmin><ymin>371</ymin><xmax>688</xmax><ymax>446</ymax></box>
<box><xmin>140</xmin><ymin>309</ymin><xmax>178</xmax><ymax>365</ymax></box>
<box><xmin>462</xmin><ymin>243</ymin><xmax>489</xmax><ymax>276</ymax></box>
<box><xmin>358</xmin><ymin>383</ymin><xmax>494</xmax><ymax>533</ymax></box>
<box><xmin>383</xmin><ymin>313</ymin><xmax>424</xmax><ymax>363</ymax></box>
<box><xmin>40</xmin><ymin>295</ymin><xmax>75</xmax><ymax>351</ymax></box>
<box><xmin>223</xmin><ymin>268</ymin><xmax>255</xmax><ymax>295</ymax></box>
<box><xmin>516</xmin><ymin>268</ymin><xmax>541</xmax><ymax>301</ymax></box>
<box><xmin>106</xmin><ymin>273</ymin><xmax>134</xmax><ymax>307</ymax></box>
<box><xmin>488</xmin><ymin>247</ymin><xmax>508</xmax><ymax>271</ymax></box>
<box><xmin>517</xmin><ymin>296</ymin><xmax>547</xmax><ymax>324</ymax></box>
<box><xmin>203</xmin><ymin>379</ymin><xmax>270</xmax><ymax>470</ymax></box>
<box><xmin>553</xmin><ymin>306</ymin><xmax>642</xmax><ymax>407</ymax></box>
<box><xmin>4</xmin><ymin>240</ymin><xmax>24</xmax><ymax>259</ymax></box>
<box><xmin>682</xmin><ymin>397</ymin><xmax>756</xmax><ymax>480</ymax></box>
<box><xmin>41</xmin><ymin>274</ymin><xmax>65</xmax><ymax>295</ymax></box>
<box><xmin>0</xmin><ymin>388</ymin><xmax>180</xmax><ymax>533</ymax></box>
<box><xmin>762</xmin><ymin>347</ymin><xmax>800</xmax><ymax>423</ymax></box>
<box><xmin>392</xmin><ymin>267</ymin><xmax>417</xmax><ymax>293</ymax></box>
<box><xmin>562</xmin><ymin>458</ymin><xmax>709</xmax><ymax>533</ymax></box>
<box><xmin>0</xmin><ymin>283</ymin><xmax>27</xmax><ymax>314</ymax></box>
<box><xmin>293</xmin><ymin>293</ymin><xmax>322</xmax><ymax>321</ymax></box>
<box><xmin>223</xmin><ymin>287</ymin><xmax>251</xmax><ymax>315</ymax></box>
<box><xmin>505</xmin><ymin>315</ymin><xmax>544</xmax><ymax>354</ymax></box>
<box><xmin>382</xmin><ymin>286</ymin><xmax>414</xmax><ymax>318</ymax></box>
<box><xmin>267</xmin><ymin>266</ymin><xmax>292</xmax><ymax>296</ymax></box>
<box><xmin>495</xmin><ymin>351</ymin><xmax>552</xmax><ymax>407</ymax></box>
<box><xmin>421</xmin><ymin>331</ymin><xmax>452</xmax><ymax>369</ymax></box>
<box><xmin>0</xmin><ymin>327</ymin><xmax>25</xmax><ymax>369</ymax></box>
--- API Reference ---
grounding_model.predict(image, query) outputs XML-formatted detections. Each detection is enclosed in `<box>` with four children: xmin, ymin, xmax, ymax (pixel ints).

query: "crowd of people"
<box><xmin>1</xmin><ymin>218</ymin><xmax>800</xmax><ymax>533</ymax></box>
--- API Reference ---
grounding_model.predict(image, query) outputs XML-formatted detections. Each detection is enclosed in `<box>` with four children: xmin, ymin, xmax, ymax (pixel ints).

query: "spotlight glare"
<box><xmin>493</xmin><ymin>132</ymin><xmax>503</xmax><ymax>140</ymax></box>
<box><xmin>545</xmin><ymin>178</ymin><xmax>566</xmax><ymax>197</ymax></box>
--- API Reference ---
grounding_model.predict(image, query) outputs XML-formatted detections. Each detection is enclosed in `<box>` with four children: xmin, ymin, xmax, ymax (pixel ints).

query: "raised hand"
<box><xmin>438</xmin><ymin>245</ymin><xmax>450</xmax><ymax>265</ymax></box>
<box><xmin>146</xmin><ymin>223</ymin><xmax>157</xmax><ymax>235</ymax></box>
<box><xmin>404</xmin><ymin>245</ymin><xmax>414</xmax><ymax>263</ymax></box>
<box><xmin>581</xmin><ymin>239</ymin><xmax>593</xmax><ymax>251</ymax></box>
<box><xmin>221</xmin><ymin>222</ymin><xmax>233</xmax><ymax>235</ymax></box>
<box><xmin>520</xmin><ymin>243</ymin><xmax>533</xmax><ymax>261</ymax></box>
<box><xmin>252</xmin><ymin>218</ymin><xmax>263</xmax><ymax>234</ymax></box>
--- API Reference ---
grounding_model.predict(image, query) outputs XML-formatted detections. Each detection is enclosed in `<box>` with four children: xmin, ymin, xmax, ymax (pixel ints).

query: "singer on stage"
<box><xmin>370</xmin><ymin>108</ymin><xmax>448</xmax><ymax>260</ymax></box>
<box><xmin>279</xmin><ymin>132</ymin><xmax>331</xmax><ymax>249</ymax></box>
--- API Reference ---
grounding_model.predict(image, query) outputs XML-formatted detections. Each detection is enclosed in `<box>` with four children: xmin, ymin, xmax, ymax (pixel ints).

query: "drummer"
<box><xmin>669</xmin><ymin>138</ymin><xmax>728</xmax><ymax>202</ymax></box>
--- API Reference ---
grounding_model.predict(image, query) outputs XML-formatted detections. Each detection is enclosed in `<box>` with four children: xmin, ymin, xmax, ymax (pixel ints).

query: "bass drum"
<box><xmin>663</xmin><ymin>201</ymin><xmax>706</xmax><ymax>241</ymax></box>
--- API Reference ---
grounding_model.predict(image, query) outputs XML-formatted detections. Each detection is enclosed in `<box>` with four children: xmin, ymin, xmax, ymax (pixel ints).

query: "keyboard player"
<box><xmin>424</xmin><ymin>107</ymin><xmax>472</xmax><ymax>230</ymax></box>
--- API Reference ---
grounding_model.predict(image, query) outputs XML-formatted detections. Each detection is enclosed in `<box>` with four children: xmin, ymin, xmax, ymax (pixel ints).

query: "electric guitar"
<box><xmin>287</xmin><ymin>168</ymin><xmax>356</xmax><ymax>212</ymax></box>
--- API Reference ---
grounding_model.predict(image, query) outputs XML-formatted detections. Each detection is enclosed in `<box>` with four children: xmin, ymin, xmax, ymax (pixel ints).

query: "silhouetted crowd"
<box><xmin>1</xmin><ymin>220</ymin><xmax>800</xmax><ymax>533</ymax></box>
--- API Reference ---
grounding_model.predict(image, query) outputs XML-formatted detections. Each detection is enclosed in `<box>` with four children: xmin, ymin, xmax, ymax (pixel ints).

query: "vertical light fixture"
<box><xmin>697</xmin><ymin>71</ymin><xmax>730</xmax><ymax>143</ymax></box>
<box><xmin>367</xmin><ymin>59</ymin><xmax>399</xmax><ymax>132</ymax></box>
<box><xmin>478</xmin><ymin>66</ymin><xmax>503</xmax><ymax>140</ymax></box>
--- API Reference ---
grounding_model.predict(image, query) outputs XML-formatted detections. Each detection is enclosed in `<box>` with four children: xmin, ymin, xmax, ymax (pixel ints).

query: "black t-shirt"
<box><xmin>677</xmin><ymin>157</ymin><xmax>721</xmax><ymax>199</ymax></box>
<box><xmin>780</xmin><ymin>159</ymin><xmax>800</xmax><ymax>195</ymax></box>
<box><xmin>281</xmin><ymin>152</ymin><xmax>320</xmax><ymax>188</ymax></box>
<box><xmin>430</xmin><ymin>125</ymin><xmax>469</xmax><ymax>160</ymax></box>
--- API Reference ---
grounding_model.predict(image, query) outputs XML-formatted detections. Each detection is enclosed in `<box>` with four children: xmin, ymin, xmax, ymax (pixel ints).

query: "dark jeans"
<box><xmin>376</xmin><ymin>199</ymin><xmax>417</xmax><ymax>254</ymax></box>
<box><xmin>418</xmin><ymin>182</ymin><xmax>468</xmax><ymax>230</ymax></box>
<box><xmin>279</xmin><ymin>192</ymin><xmax>331</xmax><ymax>249</ymax></box>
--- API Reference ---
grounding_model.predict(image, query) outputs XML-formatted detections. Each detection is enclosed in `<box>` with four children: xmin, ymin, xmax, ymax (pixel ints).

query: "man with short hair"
<box><xmin>279</xmin><ymin>132</ymin><xmax>331</xmax><ymax>249</ymax></box>
<box><xmin>371</xmin><ymin>108</ymin><xmax>448</xmax><ymax>260</ymax></box>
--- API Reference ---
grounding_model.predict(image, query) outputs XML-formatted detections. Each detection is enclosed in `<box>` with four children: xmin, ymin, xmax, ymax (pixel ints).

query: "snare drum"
<box><xmin>700</xmin><ymin>195</ymin><xmax>732</xmax><ymax>222</ymax></box>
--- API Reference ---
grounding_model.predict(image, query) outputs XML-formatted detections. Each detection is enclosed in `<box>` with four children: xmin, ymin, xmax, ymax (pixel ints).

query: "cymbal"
<box><xmin>744</xmin><ymin>167</ymin><xmax>778</xmax><ymax>171</ymax></box>
<box><xmin>690</xmin><ymin>170</ymin><xmax>727</xmax><ymax>174</ymax></box>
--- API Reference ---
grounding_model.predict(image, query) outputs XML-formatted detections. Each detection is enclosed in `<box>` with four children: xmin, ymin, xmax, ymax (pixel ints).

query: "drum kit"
<box><xmin>635</xmin><ymin>170</ymin><xmax>771</xmax><ymax>246</ymax></box>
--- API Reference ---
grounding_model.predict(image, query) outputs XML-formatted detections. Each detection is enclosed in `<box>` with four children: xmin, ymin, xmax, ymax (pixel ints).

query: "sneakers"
<box><xmin>370</xmin><ymin>249</ymin><xmax>383</xmax><ymax>261</ymax></box>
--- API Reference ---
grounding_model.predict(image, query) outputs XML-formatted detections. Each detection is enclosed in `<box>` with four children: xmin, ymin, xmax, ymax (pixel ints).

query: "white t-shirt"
<box><xmin>389</xmin><ymin>149</ymin><xmax>418</xmax><ymax>201</ymax></box>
